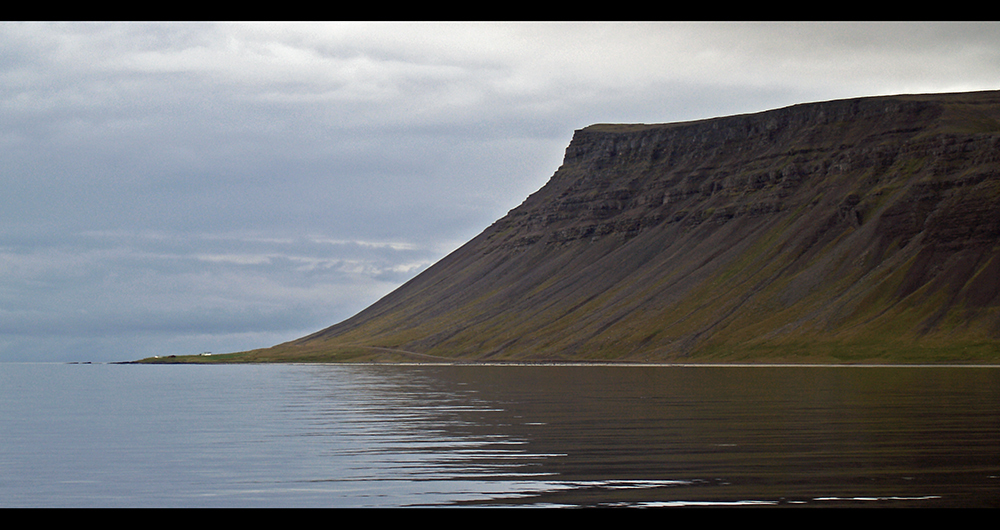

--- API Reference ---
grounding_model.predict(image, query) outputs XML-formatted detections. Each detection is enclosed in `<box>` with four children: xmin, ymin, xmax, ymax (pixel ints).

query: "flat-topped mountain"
<box><xmin>158</xmin><ymin>90</ymin><xmax>1000</xmax><ymax>364</ymax></box>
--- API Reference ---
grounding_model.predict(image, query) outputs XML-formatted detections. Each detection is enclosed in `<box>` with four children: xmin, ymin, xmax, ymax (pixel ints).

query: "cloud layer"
<box><xmin>3</xmin><ymin>22</ymin><xmax>999</xmax><ymax>361</ymax></box>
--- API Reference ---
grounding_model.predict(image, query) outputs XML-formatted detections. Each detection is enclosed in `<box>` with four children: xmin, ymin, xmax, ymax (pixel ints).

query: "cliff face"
<box><xmin>274</xmin><ymin>90</ymin><xmax>1000</xmax><ymax>363</ymax></box>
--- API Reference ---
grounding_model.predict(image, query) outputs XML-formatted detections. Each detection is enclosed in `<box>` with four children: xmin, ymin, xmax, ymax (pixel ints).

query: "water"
<box><xmin>1</xmin><ymin>362</ymin><xmax>998</xmax><ymax>507</ymax></box>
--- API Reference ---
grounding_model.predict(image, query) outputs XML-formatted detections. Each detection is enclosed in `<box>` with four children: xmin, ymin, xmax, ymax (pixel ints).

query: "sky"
<box><xmin>2</xmin><ymin>21</ymin><xmax>1000</xmax><ymax>362</ymax></box>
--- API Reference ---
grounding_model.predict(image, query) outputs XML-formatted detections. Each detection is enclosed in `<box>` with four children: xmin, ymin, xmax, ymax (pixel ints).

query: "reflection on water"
<box><xmin>1</xmin><ymin>363</ymin><xmax>998</xmax><ymax>507</ymax></box>
<box><xmin>280</xmin><ymin>364</ymin><xmax>1000</xmax><ymax>507</ymax></box>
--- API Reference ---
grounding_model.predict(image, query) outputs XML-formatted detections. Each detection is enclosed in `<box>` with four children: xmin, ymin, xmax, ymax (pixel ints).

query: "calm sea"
<box><xmin>1</xmin><ymin>362</ymin><xmax>998</xmax><ymax>508</ymax></box>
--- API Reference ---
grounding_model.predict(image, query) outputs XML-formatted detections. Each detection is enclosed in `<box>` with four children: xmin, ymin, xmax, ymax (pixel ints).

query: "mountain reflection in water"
<box><xmin>281</xmin><ymin>364</ymin><xmax>1000</xmax><ymax>507</ymax></box>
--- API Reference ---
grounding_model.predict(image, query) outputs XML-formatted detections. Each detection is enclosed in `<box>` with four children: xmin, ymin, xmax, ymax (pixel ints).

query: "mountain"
<box><xmin>165</xmin><ymin>90</ymin><xmax>1000</xmax><ymax>364</ymax></box>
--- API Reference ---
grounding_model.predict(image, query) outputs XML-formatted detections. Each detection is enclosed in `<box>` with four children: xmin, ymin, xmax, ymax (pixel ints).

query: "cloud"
<box><xmin>2</xmin><ymin>21</ymin><xmax>999</xmax><ymax>361</ymax></box>
<box><xmin>0</xmin><ymin>229</ymin><xmax>437</xmax><ymax>360</ymax></box>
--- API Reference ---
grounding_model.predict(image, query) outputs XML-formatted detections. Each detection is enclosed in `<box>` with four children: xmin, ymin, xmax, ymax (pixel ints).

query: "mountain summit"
<box><xmin>214</xmin><ymin>91</ymin><xmax>1000</xmax><ymax>363</ymax></box>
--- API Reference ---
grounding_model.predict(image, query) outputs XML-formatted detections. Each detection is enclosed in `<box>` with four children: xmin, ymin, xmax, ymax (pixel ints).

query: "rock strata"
<box><xmin>259</xmin><ymin>90</ymin><xmax>1000</xmax><ymax>363</ymax></box>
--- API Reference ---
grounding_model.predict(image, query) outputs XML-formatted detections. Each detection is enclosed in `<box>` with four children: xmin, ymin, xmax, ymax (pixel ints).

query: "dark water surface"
<box><xmin>1</xmin><ymin>362</ymin><xmax>998</xmax><ymax>507</ymax></box>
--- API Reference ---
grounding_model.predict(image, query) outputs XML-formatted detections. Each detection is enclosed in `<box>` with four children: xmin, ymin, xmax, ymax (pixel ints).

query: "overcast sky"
<box><xmin>2</xmin><ymin>21</ymin><xmax>999</xmax><ymax>362</ymax></box>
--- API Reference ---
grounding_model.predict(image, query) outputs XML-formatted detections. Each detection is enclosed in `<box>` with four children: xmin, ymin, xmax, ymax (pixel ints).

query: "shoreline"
<box><xmin>112</xmin><ymin>360</ymin><xmax>1000</xmax><ymax>368</ymax></box>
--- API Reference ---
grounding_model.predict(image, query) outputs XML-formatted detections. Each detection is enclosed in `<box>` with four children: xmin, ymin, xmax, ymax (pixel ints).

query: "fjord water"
<box><xmin>1</xmin><ymin>363</ymin><xmax>998</xmax><ymax>507</ymax></box>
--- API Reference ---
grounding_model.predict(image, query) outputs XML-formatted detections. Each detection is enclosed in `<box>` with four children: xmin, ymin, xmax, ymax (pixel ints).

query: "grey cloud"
<box><xmin>0</xmin><ymin>229</ymin><xmax>432</xmax><ymax>360</ymax></box>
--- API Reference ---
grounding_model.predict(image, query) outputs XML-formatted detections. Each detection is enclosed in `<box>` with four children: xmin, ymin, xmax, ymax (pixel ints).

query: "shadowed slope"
<box><xmin>168</xmin><ymin>90</ymin><xmax>1000</xmax><ymax>364</ymax></box>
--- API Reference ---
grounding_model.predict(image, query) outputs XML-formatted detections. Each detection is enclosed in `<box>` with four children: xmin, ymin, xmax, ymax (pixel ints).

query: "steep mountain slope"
<box><xmin>228</xmin><ymin>90</ymin><xmax>1000</xmax><ymax>363</ymax></box>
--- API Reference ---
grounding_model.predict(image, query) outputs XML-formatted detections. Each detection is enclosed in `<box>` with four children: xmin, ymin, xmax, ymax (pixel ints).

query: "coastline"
<box><xmin>118</xmin><ymin>359</ymin><xmax>1000</xmax><ymax>368</ymax></box>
